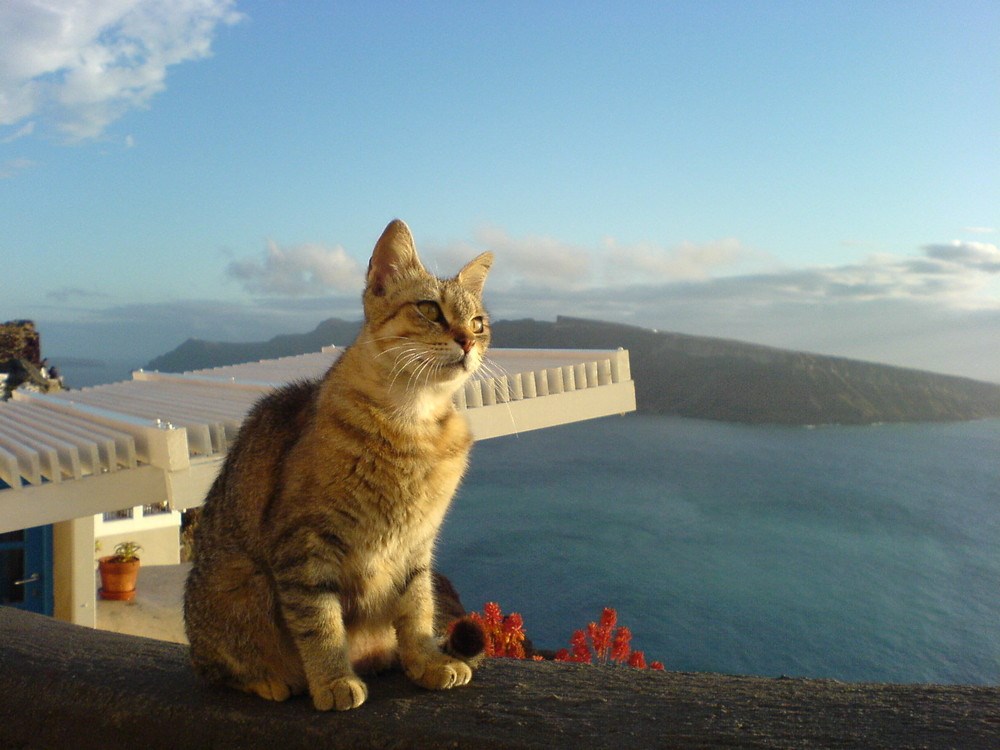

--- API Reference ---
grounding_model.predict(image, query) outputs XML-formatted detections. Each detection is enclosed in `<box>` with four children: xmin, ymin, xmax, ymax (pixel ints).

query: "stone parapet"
<box><xmin>1</xmin><ymin>607</ymin><xmax>997</xmax><ymax>749</ymax></box>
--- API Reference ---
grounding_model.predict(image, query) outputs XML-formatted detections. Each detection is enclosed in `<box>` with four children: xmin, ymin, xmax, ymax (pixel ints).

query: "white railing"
<box><xmin>0</xmin><ymin>347</ymin><xmax>634</xmax><ymax>494</ymax></box>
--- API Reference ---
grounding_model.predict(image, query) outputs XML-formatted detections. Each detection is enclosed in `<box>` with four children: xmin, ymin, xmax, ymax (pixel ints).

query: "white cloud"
<box><xmin>0</xmin><ymin>0</ymin><xmax>242</xmax><ymax>141</ymax></box>
<box><xmin>593</xmin><ymin>242</ymin><xmax>999</xmax><ymax>309</ymax></box>
<box><xmin>227</xmin><ymin>240</ymin><xmax>365</xmax><ymax>297</ymax></box>
<box><xmin>30</xmin><ymin>225</ymin><xmax>1000</xmax><ymax>382</ymax></box>
<box><xmin>923</xmin><ymin>241</ymin><xmax>1000</xmax><ymax>273</ymax></box>
<box><xmin>430</xmin><ymin>224</ymin><xmax>593</xmax><ymax>291</ymax></box>
<box><xmin>603</xmin><ymin>236</ymin><xmax>748</xmax><ymax>283</ymax></box>
<box><xmin>0</xmin><ymin>157</ymin><xmax>35</xmax><ymax>178</ymax></box>
<box><xmin>428</xmin><ymin>227</ymin><xmax>756</xmax><ymax>292</ymax></box>
<box><xmin>45</xmin><ymin>286</ymin><xmax>112</xmax><ymax>303</ymax></box>
<box><xmin>426</xmin><ymin>226</ymin><xmax>1000</xmax><ymax>320</ymax></box>
<box><xmin>0</xmin><ymin>121</ymin><xmax>34</xmax><ymax>143</ymax></box>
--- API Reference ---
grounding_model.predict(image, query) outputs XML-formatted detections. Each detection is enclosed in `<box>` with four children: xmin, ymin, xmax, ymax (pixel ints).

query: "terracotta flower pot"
<box><xmin>98</xmin><ymin>556</ymin><xmax>140</xmax><ymax>601</ymax></box>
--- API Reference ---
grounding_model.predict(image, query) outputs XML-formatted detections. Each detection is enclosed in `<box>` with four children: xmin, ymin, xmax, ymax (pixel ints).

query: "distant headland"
<box><xmin>145</xmin><ymin>316</ymin><xmax>1000</xmax><ymax>426</ymax></box>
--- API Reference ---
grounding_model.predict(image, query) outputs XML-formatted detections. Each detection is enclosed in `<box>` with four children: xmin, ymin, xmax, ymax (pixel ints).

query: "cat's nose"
<box><xmin>454</xmin><ymin>334</ymin><xmax>474</xmax><ymax>353</ymax></box>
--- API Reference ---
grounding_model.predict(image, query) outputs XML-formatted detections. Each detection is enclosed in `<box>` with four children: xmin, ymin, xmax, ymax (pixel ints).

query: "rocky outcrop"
<box><xmin>1</xmin><ymin>319</ymin><xmax>42</xmax><ymax>362</ymax></box>
<box><xmin>1</xmin><ymin>319</ymin><xmax>63</xmax><ymax>398</ymax></box>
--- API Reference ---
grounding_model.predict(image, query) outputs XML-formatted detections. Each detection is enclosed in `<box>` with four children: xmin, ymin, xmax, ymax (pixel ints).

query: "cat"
<box><xmin>183</xmin><ymin>219</ymin><xmax>492</xmax><ymax>711</ymax></box>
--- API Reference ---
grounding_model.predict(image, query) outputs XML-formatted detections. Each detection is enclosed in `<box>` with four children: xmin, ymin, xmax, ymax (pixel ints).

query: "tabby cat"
<box><xmin>184</xmin><ymin>219</ymin><xmax>492</xmax><ymax>711</ymax></box>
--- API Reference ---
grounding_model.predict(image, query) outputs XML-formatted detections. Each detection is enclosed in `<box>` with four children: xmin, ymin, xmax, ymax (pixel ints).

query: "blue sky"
<box><xmin>2</xmin><ymin>1</ymin><xmax>998</xmax><ymax>381</ymax></box>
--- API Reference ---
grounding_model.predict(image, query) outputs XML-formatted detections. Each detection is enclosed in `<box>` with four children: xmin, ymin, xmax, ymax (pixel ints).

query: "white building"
<box><xmin>0</xmin><ymin>346</ymin><xmax>635</xmax><ymax>627</ymax></box>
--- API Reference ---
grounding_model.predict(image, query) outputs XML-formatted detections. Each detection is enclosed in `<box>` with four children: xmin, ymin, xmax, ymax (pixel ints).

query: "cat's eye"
<box><xmin>471</xmin><ymin>316</ymin><xmax>485</xmax><ymax>334</ymax></box>
<box><xmin>416</xmin><ymin>300</ymin><xmax>444</xmax><ymax>323</ymax></box>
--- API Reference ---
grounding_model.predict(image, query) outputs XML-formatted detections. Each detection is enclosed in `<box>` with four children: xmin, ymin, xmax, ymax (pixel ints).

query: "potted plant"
<box><xmin>98</xmin><ymin>541</ymin><xmax>142</xmax><ymax>601</ymax></box>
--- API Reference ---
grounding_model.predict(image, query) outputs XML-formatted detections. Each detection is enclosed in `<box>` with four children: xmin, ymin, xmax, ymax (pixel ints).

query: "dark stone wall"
<box><xmin>1</xmin><ymin>607</ymin><xmax>997</xmax><ymax>749</ymax></box>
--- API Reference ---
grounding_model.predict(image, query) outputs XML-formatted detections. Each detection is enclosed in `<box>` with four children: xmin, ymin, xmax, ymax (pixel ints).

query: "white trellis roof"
<box><xmin>0</xmin><ymin>347</ymin><xmax>635</xmax><ymax>532</ymax></box>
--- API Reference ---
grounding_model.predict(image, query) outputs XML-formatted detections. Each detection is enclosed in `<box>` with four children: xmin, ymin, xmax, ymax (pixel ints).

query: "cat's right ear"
<box><xmin>367</xmin><ymin>219</ymin><xmax>424</xmax><ymax>297</ymax></box>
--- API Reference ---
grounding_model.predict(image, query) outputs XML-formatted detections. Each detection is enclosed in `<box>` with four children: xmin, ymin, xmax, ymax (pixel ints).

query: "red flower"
<box><xmin>483</xmin><ymin>601</ymin><xmax>503</xmax><ymax>628</ymax></box>
<box><xmin>469</xmin><ymin>603</ymin><xmax>527</xmax><ymax>658</ymax></box>
<box><xmin>473</xmin><ymin>602</ymin><xmax>665</xmax><ymax>672</ymax></box>
<box><xmin>500</xmin><ymin>613</ymin><xmax>527</xmax><ymax>659</ymax></box>
<box><xmin>569</xmin><ymin>629</ymin><xmax>593</xmax><ymax>662</ymax></box>
<box><xmin>588</xmin><ymin>621</ymin><xmax>610</xmax><ymax>662</ymax></box>
<box><xmin>600</xmin><ymin>607</ymin><xmax>617</xmax><ymax>630</ymax></box>
<box><xmin>504</xmin><ymin>612</ymin><xmax>524</xmax><ymax>633</ymax></box>
<box><xmin>627</xmin><ymin>650</ymin><xmax>647</xmax><ymax>670</ymax></box>
<box><xmin>611</xmin><ymin>625</ymin><xmax>632</xmax><ymax>664</ymax></box>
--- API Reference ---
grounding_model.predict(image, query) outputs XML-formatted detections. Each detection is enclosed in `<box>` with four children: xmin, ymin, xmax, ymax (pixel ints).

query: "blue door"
<box><xmin>1</xmin><ymin>525</ymin><xmax>54</xmax><ymax>615</ymax></box>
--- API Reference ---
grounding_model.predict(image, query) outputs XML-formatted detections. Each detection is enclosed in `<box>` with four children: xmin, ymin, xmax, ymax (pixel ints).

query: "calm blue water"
<box><xmin>437</xmin><ymin>415</ymin><xmax>1000</xmax><ymax>685</ymax></box>
<box><xmin>44</xmin><ymin>357</ymin><xmax>142</xmax><ymax>389</ymax></box>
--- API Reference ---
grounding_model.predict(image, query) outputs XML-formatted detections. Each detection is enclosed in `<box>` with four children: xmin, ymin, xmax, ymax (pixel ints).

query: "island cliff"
<box><xmin>146</xmin><ymin>316</ymin><xmax>1000</xmax><ymax>425</ymax></box>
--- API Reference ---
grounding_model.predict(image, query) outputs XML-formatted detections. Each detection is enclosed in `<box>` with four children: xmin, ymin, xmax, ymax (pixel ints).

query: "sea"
<box><xmin>48</xmin><ymin>358</ymin><xmax>142</xmax><ymax>390</ymax></box>
<box><xmin>437</xmin><ymin>414</ymin><xmax>1000</xmax><ymax>685</ymax></box>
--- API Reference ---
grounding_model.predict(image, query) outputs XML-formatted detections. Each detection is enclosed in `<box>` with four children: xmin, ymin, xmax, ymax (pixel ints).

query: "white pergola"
<box><xmin>0</xmin><ymin>346</ymin><xmax>635</xmax><ymax>625</ymax></box>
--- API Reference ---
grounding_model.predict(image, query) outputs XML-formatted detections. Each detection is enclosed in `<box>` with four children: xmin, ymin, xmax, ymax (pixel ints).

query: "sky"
<box><xmin>2</xmin><ymin>0</ymin><xmax>999</xmax><ymax>383</ymax></box>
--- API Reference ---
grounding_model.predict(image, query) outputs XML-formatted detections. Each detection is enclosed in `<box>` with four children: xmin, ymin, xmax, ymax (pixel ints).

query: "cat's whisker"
<box><xmin>369</xmin><ymin>336</ymin><xmax>412</xmax><ymax>358</ymax></box>
<box><xmin>371</xmin><ymin>337</ymin><xmax>412</xmax><ymax>346</ymax></box>
<box><xmin>480</xmin><ymin>354</ymin><xmax>511</xmax><ymax>381</ymax></box>
<box><xmin>471</xmin><ymin>355</ymin><xmax>519</xmax><ymax>437</ymax></box>
<box><xmin>390</xmin><ymin>356</ymin><xmax>438</xmax><ymax>421</ymax></box>
<box><xmin>384</xmin><ymin>346</ymin><xmax>423</xmax><ymax>369</ymax></box>
<box><xmin>423</xmin><ymin>360</ymin><xmax>442</xmax><ymax>392</ymax></box>
<box><xmin>383</xmin><ymin>354</ymin><xmax>417</xmax><ymax>376</ymax></box>
<box><xmin>473</xmin><ymin>357</ymin><xmax>509</xmax><ymax>390</ymax></box>
<box><xmin>374</xmin><ymin>341</ymin><xmax>420</xmax><ymax>362</ymax></box>
<box><xmin>422</xmin><ymin>357</ymin><xmax>444</xmax><ymax>389</ymax></box>
<box><xmin>388</xmin><ymin>349</ymin><xmax>430</xmax><ymax>391</ymax></box>
<box><xmin>401</xmin><ymin>356</ymin><xmax>427</xmax><ymax>390</ymax></box>
<box><xmin>385</xmin><ymin>355</ymin><xmax>419</xmax><ymax>388</ymax></box>
<box><xmin>410</xmin><ymin>362</ymin><xmax>433</xmax><ymax>398</ymax></box>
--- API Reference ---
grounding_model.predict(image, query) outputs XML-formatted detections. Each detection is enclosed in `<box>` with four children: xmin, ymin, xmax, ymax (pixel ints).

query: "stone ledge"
<box><xmin>1</xmin><ymin>607</ymin><xmax>997</xmax><ymax>749</ymax></box>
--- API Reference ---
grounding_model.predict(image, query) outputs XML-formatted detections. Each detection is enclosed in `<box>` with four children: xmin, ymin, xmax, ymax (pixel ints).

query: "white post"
<box><xmin>597</xmin><ymin>359</ymin><xmax>613</xmax><ymax>386</ymax></box>
<box><xmin>52</xmin><ymin>517</ymin><xmax>96</xmax><ymax>627</ymax></box>
<box><xmin>510</xmin><ymin>373</ymin><xmax>524</xmax><ymax>401</ymax></box>
<box><xmin>465</xmin><ymin>380</ymin><xmax>484</xmax><ymax>408</ymax></box>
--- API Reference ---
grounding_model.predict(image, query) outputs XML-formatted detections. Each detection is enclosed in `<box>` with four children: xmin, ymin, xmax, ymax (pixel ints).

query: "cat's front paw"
<box><xmin>404</xmin><ymin>653</ymin><xmax>473</xmax><ymax>691</ymax></box>
<box><xmin>244</xmin><ymin>678</ymin><xmax>292</xmax><ymax>702</ymax></box>
<box><xmin>312</xmin><ymin>676</ymin><xmax>368</xmax><ymax>711</ymax></box>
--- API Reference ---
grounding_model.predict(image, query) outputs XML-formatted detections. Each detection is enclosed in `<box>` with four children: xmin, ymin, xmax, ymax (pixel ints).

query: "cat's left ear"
<box><xmin>457</xmin><ymin>251</ymin><xmax>494</xmax><ymax>297</ymax></box>
<box><xmin>367</xmin><ymin>219</ymin><xmax>425</xmax><ymax>296</ymax></box>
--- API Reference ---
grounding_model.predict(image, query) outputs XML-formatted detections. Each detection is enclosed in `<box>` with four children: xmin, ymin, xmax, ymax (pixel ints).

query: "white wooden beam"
<box><xmin>0</xmin><ymin>466</ymin><xmax>168</xmax><ymax>535</ymax></box>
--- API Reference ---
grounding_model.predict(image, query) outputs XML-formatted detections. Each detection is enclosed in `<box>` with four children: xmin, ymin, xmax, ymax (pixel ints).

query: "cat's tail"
<box><xmin>444</xmin><ymin>616</ymin><xmax>486</xmax><ymax>668</ymax></box>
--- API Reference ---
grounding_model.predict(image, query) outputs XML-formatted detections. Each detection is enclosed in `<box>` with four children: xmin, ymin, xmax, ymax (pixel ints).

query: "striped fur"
<box><xmin>184</xmin><ymin>220</ymin><xmax>492</xmax><ymax>711</ymax></box>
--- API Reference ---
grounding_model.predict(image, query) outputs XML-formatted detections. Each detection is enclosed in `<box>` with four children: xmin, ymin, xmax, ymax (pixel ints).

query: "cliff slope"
<box><xmin>145</xmin><ymin>316</ymin><xmax>1000</xmax><ymax>425</ymax></box>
